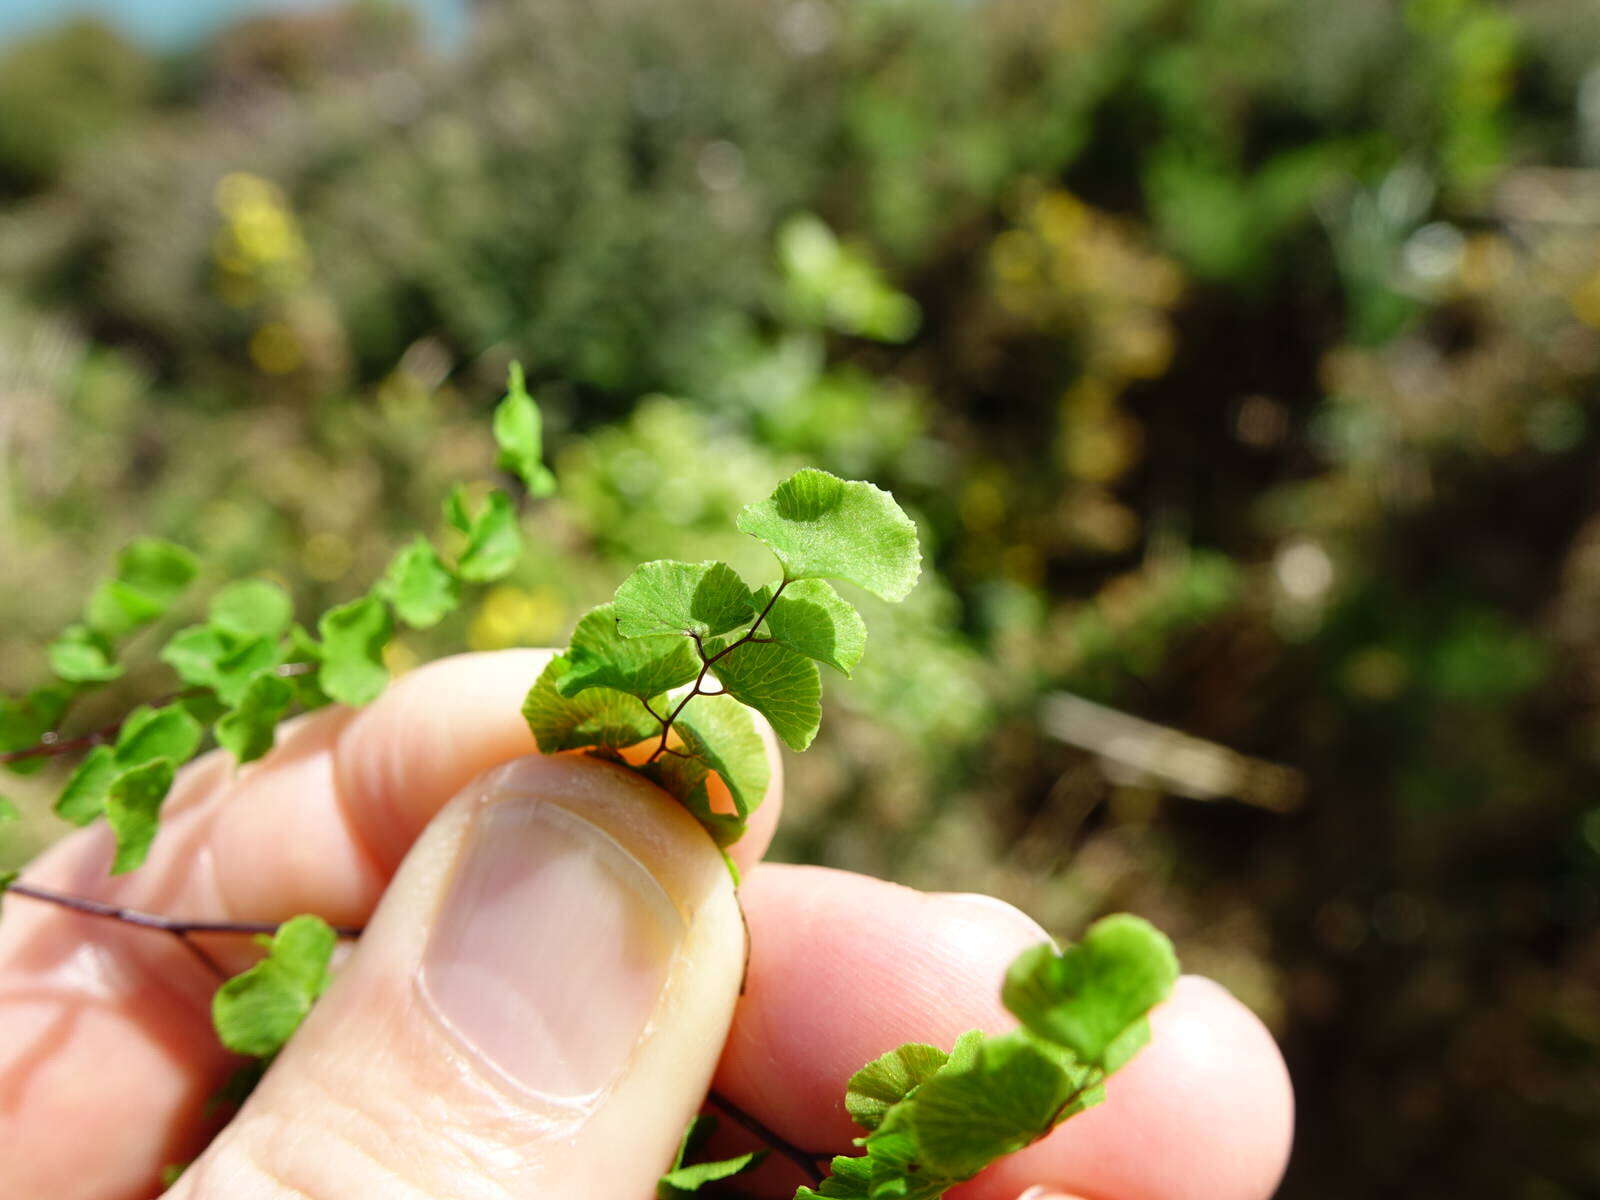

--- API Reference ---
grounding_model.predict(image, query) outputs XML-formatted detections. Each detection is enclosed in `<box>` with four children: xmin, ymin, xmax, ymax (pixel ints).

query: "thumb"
<box><xmin>169</xmin><ymin>753</ymin><xmax>746</xmax><ymax>1199</ymax></box>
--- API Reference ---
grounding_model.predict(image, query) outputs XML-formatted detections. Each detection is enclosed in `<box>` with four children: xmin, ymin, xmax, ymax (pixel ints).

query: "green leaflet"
<box><xmin>898</xmin><ymin>1030</ymin><xmax>1084</xmax><ymax>1180</ymax></box>
<box><xmin>861</xmin><ymin>1105</ymin><xmax>951</xmax><ymax>1200</ymax></box>
<box><xmin>777</xmin><ymin>214</ymin><xmax>921</xmax><ymax>343</ymax></box>
<box><xmin>160</xmin><ymin>624</ymin><xmax>284</xmax><ymax>707</ymax></box>
<box><xmin>756</xmin><ymin>579</ymin><xmax>866</xmax><ymax>675</ymax></box>
<box><xmin>55</xmin><ymin>745</ymin><xmax>117</xmax><ymax>826</ymax></box>
<box><xmin>1001</xmin><ymin>915</ymin><xmax>1179</xmax><ymax>1069</ymax></box>
<box><xmin>84</xmin><ymin>539</ymin><xmax>199</xmax><ymax>640</ymax></box>
<box><xmin>641</xmin><ymin>694</ymin><xmax>769</xmax><ymax>847</ymax></box>
<box><xmin>0</xmin><ymin>795</ymin><xmax>16</xmax><ymax>823</ymax></box>
<box><xmin>446</xmin><ymin>486</ymin><xmax>523</xmax><ymax>583</ymax></box>
<box><xmin>804</xmin><ymin>922</ymin><xmax>1177</xmax><ymax>1199</ymax></box>
<box><xmin>212</xmin><ymin>915</ymin><xmax>337</xmax><ymax>1058</ymax></box>
<box><xmin>85</xmin><ymin>582</ymin><xmax>166</xmax><ymax>641</ymax></box>
<box><xmin>106</xmin><ymin>758</ymin><xmax>177</xmax><ymax>874</ymax></box>
<box><xmin>208</xmin><ymin>580</ymin><xmax>294</xmax><ymax>640</ymax></box>
<box><xmin>845</xmin><ymin>1041</ymin><xmax>952</xmax><ymax>1131</ymax></box>
<box><xmin>675</xmin><ymin>695</ymin><xmax>768</xmax><ymax>826</ymax></box>
<box><xmin>614</xmin><ymin>560</ymin><xmax>756</xmax><ymax>639</ymax></box>
<box><xmin>47</xmin><ymin>625</ymin><xmax>121</xmax><ymax>684</ymax></box>
<box><xmin>54</xmin><ymin>704</ymin><xmax>203</xmax><ymax>827</ymax></box>
<box><xmin>811</xmin><ymin>1032</ymin><xmax>986</xmax><ymax>1199</ymax></box>
<box><xmin>317</xmin><ymin>595</ymin><xmax>392</xmax><ymax>707</ymax></box>
<box><xmin>813</xmin><ymin>1033</ymin><xmax>1084</xmax><ymax>1198</ymax></box>
<box><xmin>494</xmin><ymin>362</ymin><xmax>557</xmax><ymax>498</ymax></box>
<box><xmin>0</xmin><ymin>685</ymin><xmax>74</xmax><ymax>777</ymax></box>
<box><xmin>710</xmin><ymin>639</ymin><xmax>821</xmax><ymax>751</ymax></box>
<box><xmin>673</xmin><ymin>1114</ymin><xmax>718</xmax><ymax>1169</ymax></box>
<box><xmin>117</xmin><ymin>703</ymin><xmax>205</xmax><ymax>770</ymax></box>
<box><xmin>558</xmin><ymin>604</ymin><xmax>700</xmax><ymax>700</ymax></box>
<box><xmin>522</xmin><ymin>657</ymin><xmax>661</xmax><ymax>753</ymax></box>
<box><xmin>795</xmin><ymin>1154</ymin><xmax>871</xmax><ymax>1198</ymax></box>
<box><xmin>736</xmin><ymin>469</ymin><xmax>921</xmax><ymax>602</ymax></box>
<box><xmin>657</xmin><ymin>1115</ymin><xmax>767</xmax><ymax>1199</ymax></box>
<box><xmin>657</xmin><ymin>1153</ymin><xmax>765</xmax><ymax>1196</ymax></box>
<box><xmin>286</xmin><ymin>625</ymin><xmax>332</xmax><ymax>709</ymax></box>
<box><xmin>216</xmin><ymin>672</ymin><xmax>295</xmax><ymax>764</ymax></box>
<box><xmin>379</xmin><ymin>537</ymin><xmax>460</xmax><ymax>629</ymax></box>
<box><xmin>638</xmin><ymin>751</ymin><xmax>721</xmax><ymax>836</ymax></box>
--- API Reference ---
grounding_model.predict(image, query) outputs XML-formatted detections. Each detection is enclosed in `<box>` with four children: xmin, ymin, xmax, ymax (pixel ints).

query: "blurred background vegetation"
<box><xmin>4</xmin><ymin>0</ymin><xmax>1600</xmax><ymax>1193</ymax></box>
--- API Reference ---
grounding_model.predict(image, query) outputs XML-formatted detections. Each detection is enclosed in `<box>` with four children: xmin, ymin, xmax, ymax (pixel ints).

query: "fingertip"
<box><xmin>715</xmin><ymin>866</ymin><xmax>1053</xmax><ymax>1149</ymax></box>
<box><xmin>930</xmin><ymin>892</ymin><xmax>1054</xmax><ymax>947</ymax></box>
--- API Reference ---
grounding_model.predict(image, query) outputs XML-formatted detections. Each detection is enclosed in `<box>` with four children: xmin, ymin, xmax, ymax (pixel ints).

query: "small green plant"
<box><xmin>793</xmin><ymin>914</ymin><xmax>1175</xmax><ymax>1198</ymax></box>
<box><xmin>0</xmin><ymin>365</ymin><xmax>1176</xmax><ymax>1198</ymax></box>
<box><xmin>523</xmin><ymin>463</ymin><xmax>918</xmax><ymax>869</ymax></box>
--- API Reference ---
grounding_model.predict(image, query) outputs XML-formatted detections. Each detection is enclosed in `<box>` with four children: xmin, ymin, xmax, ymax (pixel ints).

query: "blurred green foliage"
<box><xmin>5</xmin><ymin>0</ymin><xmax>1600</xmax><ymax>1194</ymax></box>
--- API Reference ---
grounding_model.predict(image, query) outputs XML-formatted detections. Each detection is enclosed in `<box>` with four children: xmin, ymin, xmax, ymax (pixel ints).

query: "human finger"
<box><xmin>713</xmin><ymin>866</ymin><xmax>1293</xmax><ymax>1200</ymax></box>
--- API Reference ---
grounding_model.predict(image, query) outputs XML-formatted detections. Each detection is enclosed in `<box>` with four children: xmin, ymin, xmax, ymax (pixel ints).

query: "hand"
<box><xmin>0</xmin><ymin>650</ymin><xmax>1293</xmax><ymax>1200</ymax></box>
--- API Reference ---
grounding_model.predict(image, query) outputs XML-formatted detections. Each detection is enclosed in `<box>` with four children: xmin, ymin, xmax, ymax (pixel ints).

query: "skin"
<box><xmin>0</xmin><ymin>650</ymin><xmax>1293</xmax><ymax>1199</ymax></box>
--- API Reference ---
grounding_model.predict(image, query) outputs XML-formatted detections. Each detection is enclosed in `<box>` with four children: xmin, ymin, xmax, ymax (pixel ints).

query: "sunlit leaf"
<box><xmin>1001</xmin><ymin>915</ymin><xmax>1178</xmax><ymax>1069</ymax></box>
<box><xmin>212</xmin><ymin>915</ymin><xmax>337</xmax><ymax>1057</ymax></box>
<box><xmin>208</xmin><ymin>580</ymin><xmax>294</xmax><ymax>640</ymax></box>
<box><xmin>160</xmin><ymin>625</ymin><xmax>284</xmax><ymax>706</ymax></box>
<box><xmin>454</xmin><ymin>489</ymin><xmax>522</xmax><ymax>583</ymax></box>
<box><xmin>84</xmin><ymin>539</ymin><xmax>199</xmax><ymax>640</ymax></box>
<box><xmin>557</xmin><ymin>604</ymin><xmax>700</xmax><ymax>700</ymax></box>
<box><xmin>846</xmin><ymin>1041</ymin><xmax>951</xmax><ymax>1132</ymax></box>
<box><xmin>47</xmin><ymin>625</ymin><xmax>121</xmax><ymax>684</ymax></box>
<box><xmin>899</xmin><ymin>1030</ymin><xmax>1079</xmax><ymax>1180</ymax></box>
<box><xmin>54</xmin><ymin>745</ymin><xmax>117</xmax><ymax>826</ymax></box>
<box><xmin>736</xmin><ymin>469</ymin><xmax>921</xmax><ymax>602</ymax></box>
<box><xmin>216</xmin><ymin>672</ymin><xmax>295</xmax><ymax>764</ymax></box>
<box><xmin>710</xmin><ymin>640</ymin><xmax>820</xmax><ymax>751</ymax></box>
<box><xmin>522</xmin><ymin>657</ymin><xmax>661</xmax><ymax>753</ymax></box>
<box><xmin>756</xmin><ymin>579</ymin><xmax>866</xmax><ymax>675</ymax></box>
<box><xmin>614</xmin><ymin>560</ymin><xmax>755</xmax><ymax>639</ymax></box>
<box><xmin>379</xmin><ymin>537</ymin><xmax>460</xmax><ymax>629</ymax></box>
<box><xmin>317</xmin><ymin>595</ymin><xmax>392</xmax><ymax>707</ymax></box>
<box><xmin>0</xmin><ymin>686</ymin><xmax>74</xmax><ymax>777</ymax></box>
<box><xmin>106</xmin><ymin>758</ymin><xmax>176</xmax><ymax>874</ymax></box>
<box><xmin>494</xmin><ymin>361</ymin><xmax>557</xmax><ymax>497</ymax></box>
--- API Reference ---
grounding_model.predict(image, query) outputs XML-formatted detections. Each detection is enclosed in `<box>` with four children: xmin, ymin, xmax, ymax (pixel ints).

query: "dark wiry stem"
<box><xmin>643</xmin><ymin>580</ymin><xmax>789</xmax><ymax>765</ymax></box>
<box><xmin>6</xmin><ymin>882</ymin><xmax>363</xmax><ymax>939</ymax></box>
<box><xmin>707</xmin><ymin>1089</ymin><xmax>827</xmax><ymax>1187</ymax></box>
<box><xmin>174</xmin><ymin>931</ymin><xmax>228</xmax><ymax>980</ymax></box>
<box><xmin>0</xmin><ymin>662</ymin><xmax>316</xmax><ymax>767</ymax></box>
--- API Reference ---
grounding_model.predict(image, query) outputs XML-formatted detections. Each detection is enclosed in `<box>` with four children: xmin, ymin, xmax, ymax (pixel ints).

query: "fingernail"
<box><xmin>1016</xmin><ymin>1189</ymin><xmax>1087</xmax><ymax>1200</ymax></box>
<box><xmin>935</xmin><ymin>892</ymin><xmax>1056</xmax><ymax>945</ymax></box>
<box><xmin>419</xmin><ymin>794</ymin><xmax>685</xmax><ymax>1102</ymax></box>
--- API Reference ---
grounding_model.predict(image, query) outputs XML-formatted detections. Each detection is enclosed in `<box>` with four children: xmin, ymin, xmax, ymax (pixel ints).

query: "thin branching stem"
<box><xmin>643</xmin><ymin>580</ymin><xmax>789</xmax><ymax>765</ymax></box>
<box><xmin>0</xmin><ymin>662</ymin><xmax>316</xmax><ymax>767</ymax></box>
<box><xmin>6</xmin><ymin>881</ymin><xmax>363</xmax><ymax>939</ymax></box>
<box><xmin>707</xmin><ymin>1088</ymin><xmax>827</xmax><ymax>1187</ymax></box>
<box><xmin>174</xmin><ymin>931</ymin><xmax>229</xmax><ymax>980</ymax></box>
